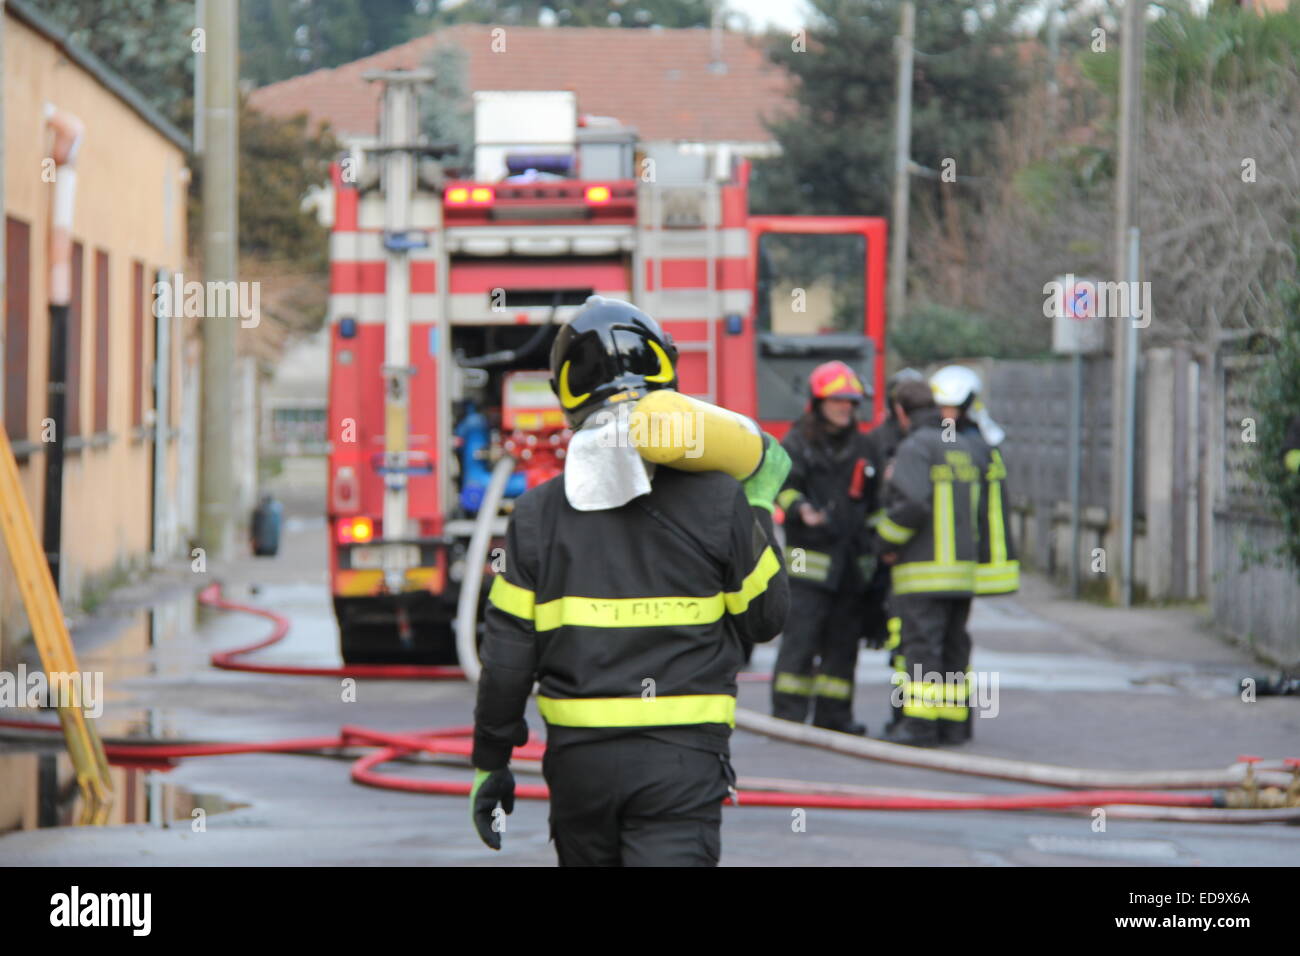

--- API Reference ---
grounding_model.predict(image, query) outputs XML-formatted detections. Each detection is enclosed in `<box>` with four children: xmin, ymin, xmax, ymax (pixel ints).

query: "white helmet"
<box><xmin>929</xmin><ymin>365</ymin><xmax>1006</xmax><ymax>446</ymax></box>
<box><xmin>929</xmin><ymin>365</ymin><xmax>982</xmax><ymax>407</ymax></box>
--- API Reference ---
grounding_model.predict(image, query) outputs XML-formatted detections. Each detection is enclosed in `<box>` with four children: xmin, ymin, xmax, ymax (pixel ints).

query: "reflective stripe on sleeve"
<box><xmin>784</xmin><ymin>546</ymin><xmax>832</xmax><ymax>582</ymax></box>
<box><xmin>488</xmin><ymin>575</ymin><xmax>535</xmax><ymax>621</ymax></box>
<box><xmin>876</xmin><ymin>516</ymin><xmax>916</xmax><ymax>545</ymax></box>
<box><xmin>724</xmin><ymin>547</ymin><xmax>781</xmax><ymax>614</ymax></box>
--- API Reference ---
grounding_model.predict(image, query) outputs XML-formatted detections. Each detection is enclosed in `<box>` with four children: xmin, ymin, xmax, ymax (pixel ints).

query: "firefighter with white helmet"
<box><xmin>869</xmin><ymin>375</ymin><xmax>985</xmax><ymax>747</ymax></box>
<box><xmin>902</xmin><ymin>364</ymin><xmax>1018</xmax><ymax>745</ymax></box>
<box><xmin>770</xmin><ymin>360</ymin><xmax>879</xmax><ymax>735</ymax></box>
<box><xmin>930</xmin><ymin>365</ymin><xmax>1019</xmax><ymax>601</ymax></box>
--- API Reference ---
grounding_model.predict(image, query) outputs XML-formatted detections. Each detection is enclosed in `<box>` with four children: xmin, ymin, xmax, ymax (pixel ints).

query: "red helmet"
<box><xmin>809</xmin><ymin>361</ymin><xmax>866</xmax><ymax>402</ymax></box>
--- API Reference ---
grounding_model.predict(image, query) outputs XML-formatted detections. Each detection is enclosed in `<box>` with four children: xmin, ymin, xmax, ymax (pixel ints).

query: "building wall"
<box><xmin>1</xmin><ymin>14</ymin><xmax>191</xmax><ymax>657</ymax></box>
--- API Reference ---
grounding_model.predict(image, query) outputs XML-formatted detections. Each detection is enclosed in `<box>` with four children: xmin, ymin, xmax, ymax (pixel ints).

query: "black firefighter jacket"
<box><xmin>870</xmin><ymin>408</ymin><xmax>985</xmax><ymax>599</ymax></box>
<box><xmin>776</xmin><ymin>416</ymin><xmax>879</xmax><ymax>593</ymax></box>
<box><xmin>471</xmin><ymin>467</ymin><xmax>790</xmax><ymax>771</ymax></box>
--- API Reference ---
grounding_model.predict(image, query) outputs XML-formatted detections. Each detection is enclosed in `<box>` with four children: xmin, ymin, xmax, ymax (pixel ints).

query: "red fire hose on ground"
<box><xmin>3</xmin><ymin>581</ymin><xmax>1298</xmax><ymax>821</ymax></box>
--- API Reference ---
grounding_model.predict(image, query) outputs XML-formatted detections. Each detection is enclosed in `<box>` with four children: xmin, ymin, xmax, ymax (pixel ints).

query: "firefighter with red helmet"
<box><xmin>470</xmin><ymin>297</ymin><xmax>791</xmax><ymax>866</ymax></box>
<box><xmin>770</xmin><ymin>360</ymin><xmax>878</xmax><ymax>735</ymax></box>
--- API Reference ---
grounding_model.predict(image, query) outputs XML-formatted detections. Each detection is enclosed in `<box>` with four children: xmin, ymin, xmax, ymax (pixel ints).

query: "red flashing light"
<box><xmin>470</xmin><ymin>187</ymin><xmax>494</xmax><ymax>204</ymax></box>
<box><xmin>447</xmin><ymin>187</ymin><xmax>469</xmax><ymax>204</ymax></box>
<box><xmin>337</xmin><ymin>516</ymin><xmax>374</xmax><ymax>544</ymax></box>
<box><xmin>585</xmin><ymin>185</ymin><xmax>611</xmax><ymax>204</ymax></box>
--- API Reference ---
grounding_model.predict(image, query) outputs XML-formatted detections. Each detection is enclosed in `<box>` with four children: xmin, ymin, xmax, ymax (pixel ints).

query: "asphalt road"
<box><xmin>2</xmin><ymin>518</ymin><xmax>1298</xmax><ymax>866</ymax></box>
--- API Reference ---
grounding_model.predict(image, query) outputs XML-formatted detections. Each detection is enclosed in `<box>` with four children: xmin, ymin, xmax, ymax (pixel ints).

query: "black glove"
<box><xmin>470</xmin><ymin>767</ymin><xmax>516</xmax><ymax>851</ymax></box>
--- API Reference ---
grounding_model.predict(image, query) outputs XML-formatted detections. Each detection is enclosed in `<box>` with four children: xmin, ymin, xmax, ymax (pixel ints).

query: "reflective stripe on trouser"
<box><xmin>889</xmin><ymin>594</ymin><xmax>973</xmax><ymax>724</ymax></box>
<box><xmin>898</xmin><ymin>673</ymin><xmax>971</xmax><ymax>721</ymax></box>
<box><xmin>772</xmin><ymin>584</ymin><xmax>863</xmax><ymax>726</ymax></box>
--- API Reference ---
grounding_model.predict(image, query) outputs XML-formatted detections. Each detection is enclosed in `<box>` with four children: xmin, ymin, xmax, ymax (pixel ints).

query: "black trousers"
<box><xmin>542</xmin><ymin>735</ymin><xmax>732</xmax><ymax>867</ymax></box>
<box><xmin>771</xmin><ymin>583</ymin><xmax>863</xmax><ymax>728</ymax></box>
<box><xmin>891</xmin><ymin>594</ymin><xmax>973</xmax><ymax>729</ymax></box>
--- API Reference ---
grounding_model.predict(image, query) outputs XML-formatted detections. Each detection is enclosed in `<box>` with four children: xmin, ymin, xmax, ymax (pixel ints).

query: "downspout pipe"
<box><xmin>42</xmin><ymin>104</ymin><xmax>84</xmax><ymax>592</ymax></box>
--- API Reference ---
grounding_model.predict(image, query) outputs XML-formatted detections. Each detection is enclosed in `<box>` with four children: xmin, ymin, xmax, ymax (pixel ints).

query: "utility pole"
<box><xmin>198</xmin><ymin>0</ymin><xmax>238</xmax><ymax>562</ymax></box>
<box><xmin>888</xmin><ymin>1</ymin><xmax>915</xmax><ymax>329</ymax></box>
<box><xmin>1108</xmin><ymin>0</ymin><xmax>1145</xmax><ymax>605</ymax></box>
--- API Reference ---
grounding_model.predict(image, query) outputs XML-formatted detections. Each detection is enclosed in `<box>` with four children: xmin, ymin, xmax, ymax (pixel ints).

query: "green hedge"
<box><xmin>888</xmin><ymin>303</ymin><xmax>1050</xmax><ymax>364</ymax></box>
<box><xmin>1251</xmin><ymin>281</ymin><xmax>1300</xmax><ymax>573</ymax></box>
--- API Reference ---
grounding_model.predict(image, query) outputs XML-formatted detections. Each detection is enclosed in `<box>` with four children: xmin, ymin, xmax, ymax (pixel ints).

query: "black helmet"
<box><xmin>548</xmin><ymin>296</ymin><xmax>678</xmax><ymax>427</ymax></box>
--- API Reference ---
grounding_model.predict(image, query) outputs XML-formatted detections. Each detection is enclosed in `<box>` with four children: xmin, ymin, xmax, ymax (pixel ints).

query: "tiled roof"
<box><xmin>247</xmin><ymin>25</ymin><xmax>793</xmax><ymax>143</ymax></box>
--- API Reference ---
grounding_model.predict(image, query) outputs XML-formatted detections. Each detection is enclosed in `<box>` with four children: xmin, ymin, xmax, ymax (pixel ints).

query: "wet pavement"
<box><xmin>2</xmin><ymin>517</ymin><xmax>1298</xmax><ymax>866</ymax></box>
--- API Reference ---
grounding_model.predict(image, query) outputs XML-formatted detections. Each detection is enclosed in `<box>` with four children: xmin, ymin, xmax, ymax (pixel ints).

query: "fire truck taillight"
<box><xmin>584</xmin><ymin>185</ymin><xmax>611</xmax><ymax>204</ymax></box>
<box><xmin>333</xmin><ymin>465</ymin><xmax>359</xmax><ymax>512</ymax></box>
<box><xmin>447</xmin><ymin>186</ymin><xmax>494</xmax><ymax>206</ymax></box>
<box><xmin>336</xmin><ymin>516</ymin><xmax>374</xmax><ymax>545</ymax></box>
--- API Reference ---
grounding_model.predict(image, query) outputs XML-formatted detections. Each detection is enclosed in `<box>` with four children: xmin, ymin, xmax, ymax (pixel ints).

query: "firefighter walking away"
<box><xmin>771</xmin><ymin>360</ymin><xmax>879</xmax><ymax>735</ymax></box>
<box><xmin>470</xmin><ymin>297</ymin><xmax>791</xmax><ymax>866</ymax></box>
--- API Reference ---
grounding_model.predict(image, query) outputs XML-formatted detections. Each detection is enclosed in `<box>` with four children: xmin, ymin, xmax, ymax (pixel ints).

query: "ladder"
<box><xmin>0</xmin><ymin>424</ymin><xmax>113</xmax><ymax>824</ymax></box>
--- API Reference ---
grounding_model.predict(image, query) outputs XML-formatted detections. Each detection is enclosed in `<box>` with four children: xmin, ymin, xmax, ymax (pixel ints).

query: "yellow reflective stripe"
<box><xmin>785</xmin><ymin>546</ymin><xmax>831</xmax><ymax>582</ymax></box>
<box><xmin>885</xmin><ymin>616</ymin><xmax>902</xmax><ymax>651</ymax></box>
<box><xmin>934</xmin><ymin>476</ymin><xmax>955</xmax><ymax>565</ymax></box>
<box><xmin>488</xmin><ymin>575</ymin><xmax>535</xmax><ymax>621</ymax></box>
<box><xmin>786</xmin><ymin>547</ymin><xmax>831</xmax><ymax>566</ymax></box>
<box><xmin>534</xmin><ymin>593</ymin><xmax>725</xmax><ymax>631</ymax></box>
<box><xmin>537</xmin><ymin>694</ymin><xmax>736</xmax><ymax>728</ymax></box>
<box><xmin>725</xmin><ymin>547</ymin><xmax>781</xmax><ymax>614</ymax></box>
<box><xmin>900</xmin><ymin>679</ymin><xmax>970</xmax><ymax>720</ymax></box>
<box><xmin>776</xmin><ymin>488</ymin><xmax>802</xmax><ymax>510</ymax></box>
<box><xmin>876</xmin><ymin>516</ymin><xmax>916</xmax><ymax>545</ymax></box>
<box><xmin>987</xmin><ymin>479</ymin><xmax>1006</xmax><ymax>565</ymax></box>
<box><xmin>976</xmin><ymin>561</ymin><xmax>1020</xmax><ymax>595</ymax></box>
<box><xmin>813</xmin><ymin>674</ymin><xmax>853</xmax><ymax>700</ymax></box>
<box><xmin>775</xmin><ymin>672</ymin><xmax>815</xmax><ymax>695</ymax></box>
<box><xmin>988</xmin><ymin>449</ymin><xmax>1008</xmax><ymax>481</ymax></box>
<box><xmin>891</xmin><ymin>561</ymin><xmax>975</xmax><ymax>595</ymax></box>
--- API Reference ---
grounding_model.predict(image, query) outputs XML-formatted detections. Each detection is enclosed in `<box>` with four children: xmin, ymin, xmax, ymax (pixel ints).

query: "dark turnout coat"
<box><xmin>472</xmin><ymin>467</ymin><xmax>789</xmax><ymax>770</ymax></box>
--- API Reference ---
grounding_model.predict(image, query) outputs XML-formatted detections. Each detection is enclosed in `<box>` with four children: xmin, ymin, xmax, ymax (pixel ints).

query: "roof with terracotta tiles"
<box><xmin>247</xmin><ymin>24</ymin><xmax>793</xmax><ymax>144</ymax></box>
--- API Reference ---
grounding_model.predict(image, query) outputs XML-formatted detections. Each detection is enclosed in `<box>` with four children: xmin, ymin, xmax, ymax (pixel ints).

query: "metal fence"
<box><xmin>980</xmin><ymin>356</ymin><xmax>1143</xmax><ymax>570</ymax></box>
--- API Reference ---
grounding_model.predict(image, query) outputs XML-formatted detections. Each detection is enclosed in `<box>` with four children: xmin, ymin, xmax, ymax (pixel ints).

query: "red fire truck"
<box><xmin>326</xmin><ymin>77</ymin><xmax>887</xmax><ymax>663</ymax></box>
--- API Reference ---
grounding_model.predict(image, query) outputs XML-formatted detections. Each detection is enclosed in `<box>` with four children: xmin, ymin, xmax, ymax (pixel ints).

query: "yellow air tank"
<box><xmin>628</xmin><ymin>390</ymin><xmax>765</xmax><ymax>480</ymax></box>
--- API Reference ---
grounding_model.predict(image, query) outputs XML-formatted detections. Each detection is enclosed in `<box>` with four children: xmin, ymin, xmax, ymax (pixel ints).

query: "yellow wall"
<box><xmin>1</xmin><ymin>14</ymin><xmax>190</xmax><ymax>652</ymax></box>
